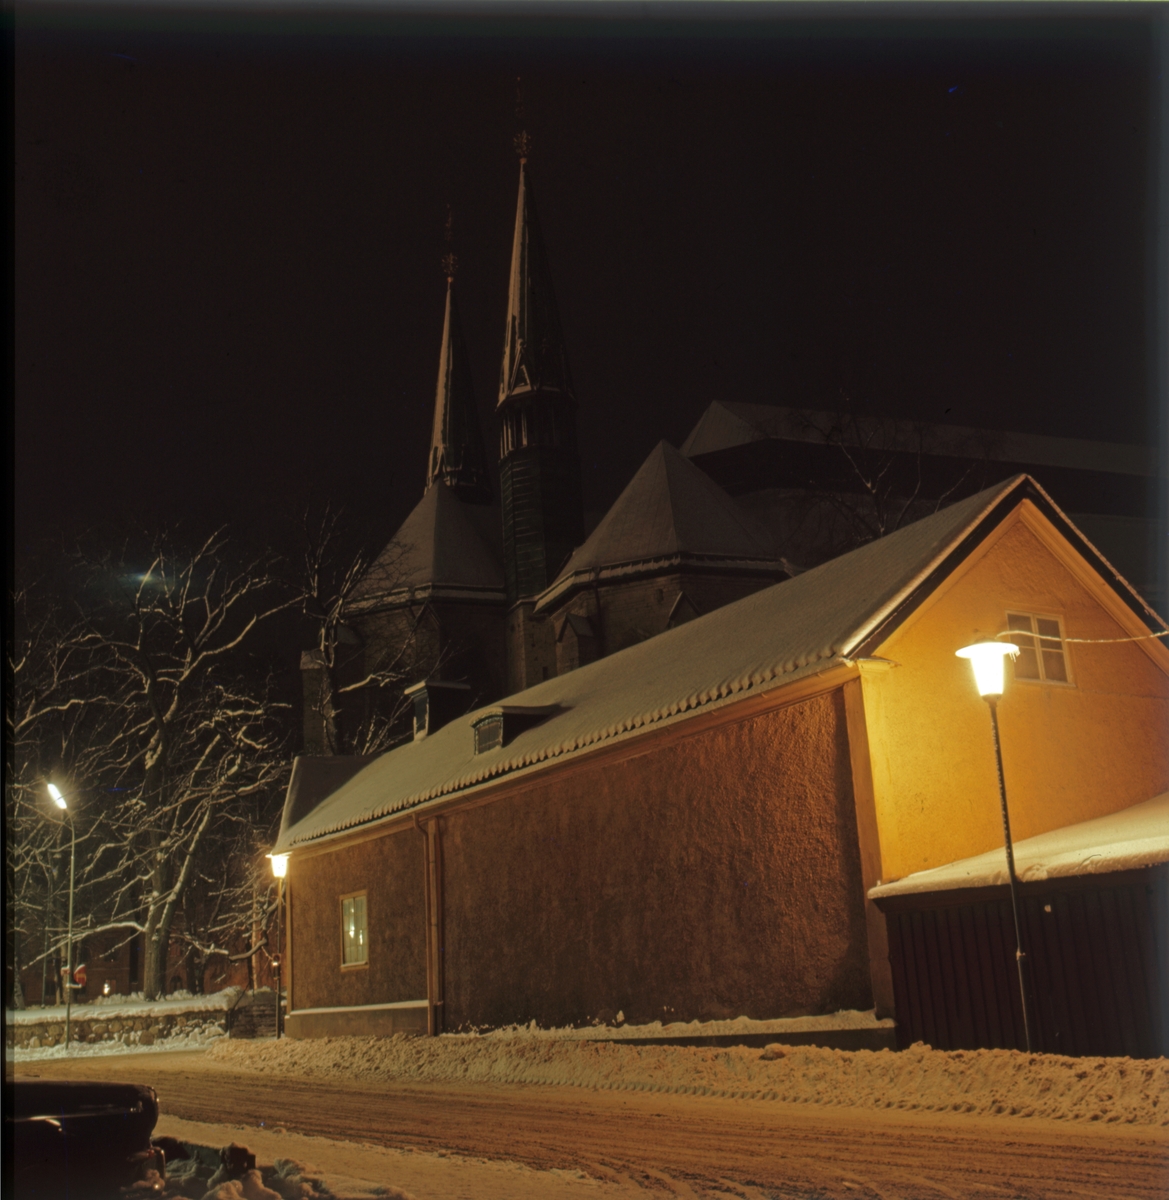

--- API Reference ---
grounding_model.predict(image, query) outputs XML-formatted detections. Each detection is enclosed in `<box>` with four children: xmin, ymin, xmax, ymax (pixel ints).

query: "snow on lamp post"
<box><xmin>954</xmin><ymin>639</ymin><xmax>1034</xmax><ymax>1053</ymax></box>
<box><xmin>47</xmin><ymin>783</ymin><xmax>78</xmax><ymax>1051</ymax></box>
<box><xmin>267</xmin><ymin>853</ymin><xmax>289</xmax><ymax>1039</ymax></box>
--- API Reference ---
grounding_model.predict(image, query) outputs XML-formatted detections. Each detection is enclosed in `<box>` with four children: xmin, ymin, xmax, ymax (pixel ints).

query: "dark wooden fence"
<box><xmin>875</xmin><ymin>865</ymin><xmax>1168</xmax><ymax>1058</ymax></box>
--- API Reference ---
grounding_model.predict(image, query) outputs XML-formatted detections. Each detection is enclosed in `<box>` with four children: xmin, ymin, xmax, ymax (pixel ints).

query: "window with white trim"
<box><xmin>340</xmin><ymin>892</ymin><xmax>368</xmax><ymax>968</ymax></box>
<box><xmin>1007</xmin><ymin>612</ymin><xmax>1070</xmax><ymax>684</ymax></box>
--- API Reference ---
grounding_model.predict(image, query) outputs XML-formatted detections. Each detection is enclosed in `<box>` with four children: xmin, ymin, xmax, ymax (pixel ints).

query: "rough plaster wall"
<box><xmin>441</xmin><ymin>689</ymin><xmax>871</xmax><ymax>1029</ymax></box>
<box><xmin>290</xmin><ymin>832</ymin><xmax>427</xmax><ymax>1011</ymax></box>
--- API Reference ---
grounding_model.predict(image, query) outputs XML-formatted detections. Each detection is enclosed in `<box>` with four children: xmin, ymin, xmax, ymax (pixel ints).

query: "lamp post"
<box><xmin>47</xmin><ymin>783</ymin><xmax>77</xmax><ymax>1051</ymax></box>
<box><xmin>954</xmin><ymin>639</ymin><xmax>1034</xmax><ymax>1053</ymax></box>
<box><xmin>267</xmin><ymin>853</ymin><xmax>289</xmax><ymax>1039</ymax></box>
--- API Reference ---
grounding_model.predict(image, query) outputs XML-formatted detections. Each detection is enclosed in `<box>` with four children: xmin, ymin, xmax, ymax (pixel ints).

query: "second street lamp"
<box><xmin>955</xmin><ymin>638</ymin><xmax>1034</xmax><ymax>1053</ymax></box>
<box><xmin>46</xmin><ymin>783</ymin><xmax>78</xmax><ymax>1052</ymax></box>
<box><xmin>267</xmin><ymin>853</ymin><xmax>289</xmax><ymax>1039</ymax></box>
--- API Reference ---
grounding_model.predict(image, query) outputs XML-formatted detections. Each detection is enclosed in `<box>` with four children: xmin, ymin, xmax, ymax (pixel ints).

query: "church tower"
<box><xmin>321</xmin><ymin>247</ymin><xmax>508</xmax><ymax>754</ymax></box>
<box><xmin>498</xmin><ymin>139</ymin><xmax>585</xmax><ymax>689</ymax></box>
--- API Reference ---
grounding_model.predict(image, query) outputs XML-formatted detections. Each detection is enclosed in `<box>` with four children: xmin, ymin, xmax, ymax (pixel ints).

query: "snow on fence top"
<box><xmin>869</xmin><ymin>791</ymin><xmax>1169</xmax><ymax>899</ymax></box>
<box><xmin>7</xmin><ymin>987</ymin><xmax>242</xmax><ymax>1025</ymax></box>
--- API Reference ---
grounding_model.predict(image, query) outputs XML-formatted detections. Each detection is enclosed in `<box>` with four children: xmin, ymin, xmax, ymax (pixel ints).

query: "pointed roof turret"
<box><xmin>426</xmin><ymin>224</ymin><xmax>492</xmax><ymax>503</ymax></box>
<box><xmin>498</xmin><ymin>146</ymin><xmax>573</xmax><ymax>407</ymax></box>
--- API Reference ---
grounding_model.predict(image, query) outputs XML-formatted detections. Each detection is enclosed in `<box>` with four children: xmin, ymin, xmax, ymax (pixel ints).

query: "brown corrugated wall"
<box><xmin>880</xmin><ymin>866</ymin><xmax>1169</xmax><ymax>1057</ymax></box>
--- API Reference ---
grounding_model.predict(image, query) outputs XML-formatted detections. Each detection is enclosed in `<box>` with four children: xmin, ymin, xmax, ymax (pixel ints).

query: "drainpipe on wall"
<box><xmin>414</xmin><ymin>815</ymin><xmax>445</xmax><ymax>1036</ymax></box>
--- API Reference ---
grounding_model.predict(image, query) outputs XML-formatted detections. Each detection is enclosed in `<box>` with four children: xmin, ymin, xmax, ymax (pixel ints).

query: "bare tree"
<box><xmin>755</xmin><ymin>403</ymin><xmax>994</xmax><ymax>568</ymax></box>
<box><xmin>298</xmin><ymin>506</ymin><xmax>424</xmax><ymax>757</ymax></box>
<box><xmin>6</xmin><ymin>582</ymin><xmax>106</xmax><ymax>1006</ymax></box>
<box><xmin>8</xmin><ymin>531</ymin><xmax>296</xmax><ymax>1001</ymax></box>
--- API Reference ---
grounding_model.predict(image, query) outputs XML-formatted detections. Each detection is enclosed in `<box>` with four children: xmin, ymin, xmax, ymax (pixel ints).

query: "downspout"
<box><xmin>414</xmin><ymin>814</ymin><xmax>444</xmax><ymax>1035</ymax></box>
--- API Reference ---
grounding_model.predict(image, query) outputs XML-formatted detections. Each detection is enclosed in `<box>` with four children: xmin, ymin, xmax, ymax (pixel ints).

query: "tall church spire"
<box><xmin>426</xmin><ymin>221</ymin><xmax>492</xmax><ymax>504</ymax></box>
<box><xmin>497</xmin><ymin>135</ymin><xmax>585</xmax><ymax>615</ymax></box>
<box><xmin>498</xmin><ymin>140</ymin><xmax>573</xmax><ymax>407</ymax></box>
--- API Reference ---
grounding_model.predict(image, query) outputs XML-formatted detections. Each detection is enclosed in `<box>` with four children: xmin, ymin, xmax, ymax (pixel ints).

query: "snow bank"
<box><xmin>871</xmin><ymin>792</ymin><xmax>1169</xmax><ymax>897</ymax></box>
<box><xmin>209</xmin><ymin>1033</ymin><xmax>1168</xmax><ymax>1128</ymax></box>
<box><xmin>477</xmin><ymin>1007</ymin><xmax>891</xmax><ymax>1041</ymax></box>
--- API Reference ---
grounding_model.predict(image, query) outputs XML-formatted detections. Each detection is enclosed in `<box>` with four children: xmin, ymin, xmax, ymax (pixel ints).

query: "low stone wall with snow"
<box><xmin>6</xmin><ymin>988</ymin><xmax>238</xmax><ymax>1053</ymax></box>
<box><xmin>9</xmin><ymin>1008</ymin><xmax>227</xmax><ymax>1051</ymax></box>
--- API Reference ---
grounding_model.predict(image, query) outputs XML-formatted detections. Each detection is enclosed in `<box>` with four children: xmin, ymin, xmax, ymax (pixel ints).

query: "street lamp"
<box><xmin>267</xmin><ymin>853</ymin><xmax>289</xmax><ymax>1039</ymax></box>
<box><xmin>955</xmin><ymin>639</ymin><xmax>1034</xmax><ymax>1052</ymax></box>
<box><xmin>46</xmin><ymin>783</ymin><xmax>78</xmax><ymax>1051</ymax></box>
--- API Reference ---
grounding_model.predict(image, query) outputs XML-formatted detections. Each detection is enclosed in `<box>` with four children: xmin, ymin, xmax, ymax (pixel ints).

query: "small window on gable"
<box><xmin>341</xmin><ymin>893</ymin><xmax>368</xmax><ymax>968</ymax></box>
<box><xmin>1007</xmin><ymin>612</ymin><xmax>1070</xmax><ymax>684</ymax></box>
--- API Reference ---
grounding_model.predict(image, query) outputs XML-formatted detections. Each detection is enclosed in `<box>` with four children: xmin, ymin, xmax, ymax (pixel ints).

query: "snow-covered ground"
<box><xmin>211</xmin><ymin>1031</ymin><xmax>1169</xmax><ymax>1127</ymax></box>
<box><xmin>155</xmin><ymin>1117</ymin><xmax>606</xmax><ymax>1200</ymax></box>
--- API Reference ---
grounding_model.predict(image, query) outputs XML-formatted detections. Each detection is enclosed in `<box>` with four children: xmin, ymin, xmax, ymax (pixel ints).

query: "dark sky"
<box><xmin>14</xmin><ymin>4</ymin><xmax>1168</xmax><ymax>555</ymax></box>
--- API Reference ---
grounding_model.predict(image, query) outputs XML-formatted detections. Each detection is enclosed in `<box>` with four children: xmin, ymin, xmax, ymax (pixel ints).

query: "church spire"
<box><xmin>498</xmin><ymin>138</ymin><xmax>573</xmax><ymax>407</ymax></box>
<box><xmin>496</xmin><ymin>132</ymin><xmax>584</xmax><ymax>611</ymax></box>
<box><xmin>426</xmin><ymin>212</ymin><xmax>492</xmax><ymax>504</ymax></box>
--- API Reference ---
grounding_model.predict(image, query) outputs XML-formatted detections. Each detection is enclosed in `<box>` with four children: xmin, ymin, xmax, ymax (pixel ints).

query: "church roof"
<box><xmin>680</xmin><ymin>399</ymin><xmax>1158</xmax><ymax>477</ymax></box>
<box><xmin>427</xmin><ymin>281</ymin><xmax>492</xmax><ymax>503</ymax></box>
<box><xmin>498</xmin><ymin>160</ymin><xmax>573</xmax><ymax>407</ymax></box>
<box><xmin>534</xmin><ymin>440</ymin><xmax>786</xmax><ymax>612</ymax></box>
<box><xmin>348</xmin><ymin>483</ymin><xmax>505</xmax><ymax>612</ymax></box>
<box><xmin>277</xmin><ymin>474</ymin><xmax>1164</xmax><ymax>852</ymax></box>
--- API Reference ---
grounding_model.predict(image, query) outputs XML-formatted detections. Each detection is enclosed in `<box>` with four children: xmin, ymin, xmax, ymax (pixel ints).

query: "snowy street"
<box><xmin>13</xmin><ymin>1046</ymin><xmax>1167</xmax><ymax>1199</ymax></box>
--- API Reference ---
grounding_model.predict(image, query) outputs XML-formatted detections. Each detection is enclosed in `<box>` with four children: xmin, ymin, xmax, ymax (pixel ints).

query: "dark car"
<box><xmin>8</xmin><ymin>1079</ymin><xmax>165</xmax><ymax>1199</ymax></box>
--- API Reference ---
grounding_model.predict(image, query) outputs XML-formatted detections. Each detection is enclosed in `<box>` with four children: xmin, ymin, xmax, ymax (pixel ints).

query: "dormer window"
<box><xmin>1007</xmin><ymin>612</ymin><xmax>1071</xmax><ymax>684</ymax></box>
<box><xmin>404</xmin><ymin>680</ymin><xmax>472</xmax><ymax>741</ymax></box>
<box><xmin>471</xmin><ymin>704</ymin><xmax>558</xmax><ymax>754</ymax></box>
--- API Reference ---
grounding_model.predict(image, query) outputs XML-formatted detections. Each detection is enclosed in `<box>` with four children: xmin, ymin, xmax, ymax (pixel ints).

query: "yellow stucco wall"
<box><xmin>862</xmin><ymin>503</ymin><xmax>1169</xmax><ymax>882</ymax></box>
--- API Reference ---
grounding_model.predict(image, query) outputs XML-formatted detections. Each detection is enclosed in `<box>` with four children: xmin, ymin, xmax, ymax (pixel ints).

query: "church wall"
<box><xmin>550</xmin><ymin>572</ymin><xmax>788</xmax><ymax>668</ymax></box>
<box><xmin>507</xmin><ymin>601</ymin><xmax>557</xmax><ymax>691</ymax></box>
<box><xmin>353</xmin><ymin>600</ymin><xmax>508</xmax><ymax>708</ymax></box>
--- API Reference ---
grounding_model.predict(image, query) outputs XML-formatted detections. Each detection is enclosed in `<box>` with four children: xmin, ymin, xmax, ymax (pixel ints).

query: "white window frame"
<box><xmin>340</xmin><ymin>891</ymin><xmax>369</xmax><ymax>970</ymax></box>
<box><xmin>1006</xmin><ymin>611</ymin><xmax>1074</xmax><ymax>687</ymax></box>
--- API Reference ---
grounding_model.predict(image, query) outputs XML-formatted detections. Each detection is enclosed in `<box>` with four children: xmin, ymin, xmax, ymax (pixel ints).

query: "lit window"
<box><xmin>1007</xmin><ymin>612</ymin><xmax>1070</xmax><ymax>684</ymax></box>
<box><xmin>341</xmin><ymin>893</ymin><xmax>368</xmax><ymax>967</ymax></box>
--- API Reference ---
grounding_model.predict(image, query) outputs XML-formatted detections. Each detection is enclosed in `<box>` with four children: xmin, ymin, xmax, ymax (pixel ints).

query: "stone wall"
<box><xmin>8</xmin><ymin>1007</ymin><xmax>227</xmax><ymax>1050</ymax></box>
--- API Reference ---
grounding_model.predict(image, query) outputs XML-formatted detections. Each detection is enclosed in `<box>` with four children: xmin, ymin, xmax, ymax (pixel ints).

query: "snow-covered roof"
<box><xmin>283</xmin><ymin>474</ymin><xmax>1131</xmax><ymax>851</ymax></box>
<box><xmin>680</xmin><ymin>400</ymin><xmax>1157</xmax><ymax>477</ymax></box>
<box><xmin>349</xmin><ymin>484</ymin><xmax>504</xmax><ymax>612</ymax></box>
<box><xmin>535</xmin><ymin>441</ymin><xmax>786</xmax><ymax>612</ymax></box>
<box><xmin>869</xmin><ymin>793</ymin><xmax>1169</xmax><ymax>900</ymax></box>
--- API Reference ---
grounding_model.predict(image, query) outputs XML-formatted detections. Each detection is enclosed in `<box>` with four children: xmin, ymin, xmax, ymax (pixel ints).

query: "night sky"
<box><xmin>14</xmin><ymin>5</ymin><xmax>1167</xmax><ymax>557</ymax></box>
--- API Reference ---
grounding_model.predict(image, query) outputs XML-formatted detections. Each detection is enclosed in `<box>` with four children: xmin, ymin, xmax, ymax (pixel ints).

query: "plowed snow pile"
<box><xmin>210</xmin><ymin>1035</ymin><xmax>1167</xmax><ymax>1127</ymax></box>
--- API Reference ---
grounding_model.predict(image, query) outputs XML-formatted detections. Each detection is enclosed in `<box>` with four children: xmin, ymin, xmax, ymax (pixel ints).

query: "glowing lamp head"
<box><xmin>47</xmin><ymin>783</ymin><xmax>67</xmax><ymax>810</ymax></box>
<box><xmin>956</xmin><ymin>640</ymin><xmax>1019</xmax><ymax>698</ymax></box>
<box><xmin>268</xmin><ymin>853</ymin><xmax>289</xmax><ymax>879</ymax></box>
